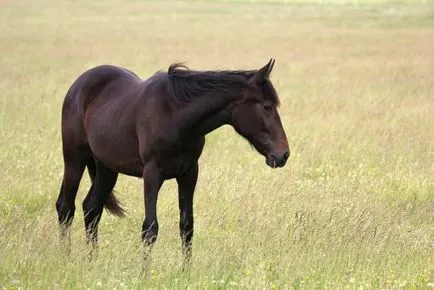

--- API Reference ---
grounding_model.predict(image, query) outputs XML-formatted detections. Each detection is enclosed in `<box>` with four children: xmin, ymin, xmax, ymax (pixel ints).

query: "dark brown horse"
<box><xmin>56</xmin><ymin>59</ymin><xmax>289</xmax><ymax>259</ymax></box>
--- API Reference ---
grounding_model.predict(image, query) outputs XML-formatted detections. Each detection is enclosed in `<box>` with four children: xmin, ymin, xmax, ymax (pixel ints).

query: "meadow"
<box><xmin>0</xmin><ymin>0</ymin><xmax>433</xmax><ymax>288</ymax></box>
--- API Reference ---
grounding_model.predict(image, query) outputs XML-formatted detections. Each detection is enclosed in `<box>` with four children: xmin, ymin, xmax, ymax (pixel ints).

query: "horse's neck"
<box><xmin>175</xmin><ymin>91</ymin><xmax>235</xmax><ymax>139</ymax></box>
<box><xmin>187</xmin><ymin>110</ymin><xmax>231</xmax><ymax>139</ymax></box>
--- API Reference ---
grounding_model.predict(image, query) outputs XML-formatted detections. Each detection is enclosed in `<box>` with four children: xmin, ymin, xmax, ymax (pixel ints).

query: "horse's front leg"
<box><xmin>141</xmin><ymin>160</ymin><xmax>164</xmax><ymax>261</ymax></box>
<box><xmin>176</xmin><ymin>162</ymin><xmax>198</xmax><ymax>261</ymax></box>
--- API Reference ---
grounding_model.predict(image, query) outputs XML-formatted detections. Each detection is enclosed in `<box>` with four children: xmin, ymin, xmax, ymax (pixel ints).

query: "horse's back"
<box><xmin>63</xmin><ymin>65</ymin><xmax>141</xmax><ymax>113</ymax></box>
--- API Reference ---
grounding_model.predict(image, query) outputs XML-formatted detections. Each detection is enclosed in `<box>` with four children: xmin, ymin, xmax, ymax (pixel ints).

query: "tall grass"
<box><xmin>0</xmin><ymin>0</ymin><xmax>433</xmax><ymax>288</ymax></box>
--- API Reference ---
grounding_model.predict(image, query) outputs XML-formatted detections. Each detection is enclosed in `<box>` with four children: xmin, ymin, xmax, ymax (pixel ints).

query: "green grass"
<box><xmin>0</xmin><ymin>0</ymin><xmax>433</xmax><ymax>289</ymax></box>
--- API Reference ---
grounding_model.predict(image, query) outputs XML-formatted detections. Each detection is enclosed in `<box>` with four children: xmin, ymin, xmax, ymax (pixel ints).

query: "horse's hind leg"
<box><xmin>86</xmin><ymin>155</ymin><xmax>96</xmax><ymax>181</ymax></box>
<box><xmin>82</xmin><ymin>159</ymin><xmax>118</xmax><ymax>246</ymax></box>
<box><xmin>56</xmin><ymin>151</ymin><xmax>87</xmax><ymax>238</ymax></box>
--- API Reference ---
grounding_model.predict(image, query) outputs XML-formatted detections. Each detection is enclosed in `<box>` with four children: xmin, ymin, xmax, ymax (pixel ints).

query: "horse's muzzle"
<box><xmin>266</xmin><ymin>151</ymin><xmax>290</xmax><ymax>168</ymax></box>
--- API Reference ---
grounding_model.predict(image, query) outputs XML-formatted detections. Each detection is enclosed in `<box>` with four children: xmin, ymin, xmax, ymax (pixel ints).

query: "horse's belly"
<box><xmin>84</xmin><ymin>102</ymin><xmax>145</xmax><ymax>176</ymax></box>
<box><xmin>87</xmin><ymin>130</ymin><xmax>143</xmax><ymax>177</ymax></box>
<box><xmin>93</xmin><ymin>147</ymin><xmax>143</xmax><ymax>177</ymax></box>
<box><xmin>114</xmin><ymin>162</ymin><xmax>144</xmax><ymax>177</ymax></box>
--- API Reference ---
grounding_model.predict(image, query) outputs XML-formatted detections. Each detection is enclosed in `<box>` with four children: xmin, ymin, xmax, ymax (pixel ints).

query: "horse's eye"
<box><xmin>264</xmin><ymin>105</ymin><xmax>273</xmax><ymax>112</ymax></box>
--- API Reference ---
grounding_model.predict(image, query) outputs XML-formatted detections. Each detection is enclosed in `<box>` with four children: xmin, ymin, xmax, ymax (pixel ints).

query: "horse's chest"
<box><xmin>160</xmin><ymin>155</ymin><xmax>193</xmax><ymax>179</ymax></box>
<box><xmin>158</xmin><ymin>141</ymin><xmax>204</xmax><ymax>179</ymax></box>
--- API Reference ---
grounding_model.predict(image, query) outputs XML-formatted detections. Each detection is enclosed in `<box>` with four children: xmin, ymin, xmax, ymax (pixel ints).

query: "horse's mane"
<box><xmin>166</xmin><ymin>63</ymin><xmax>280</xmax><ymax>106</ymax></box>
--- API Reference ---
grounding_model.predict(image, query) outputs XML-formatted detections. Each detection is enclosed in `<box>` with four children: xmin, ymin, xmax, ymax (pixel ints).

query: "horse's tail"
<box><xmin>105</xmin><ymin>191</ymin><xmax>126</xmax><ymax>217</ymax></box>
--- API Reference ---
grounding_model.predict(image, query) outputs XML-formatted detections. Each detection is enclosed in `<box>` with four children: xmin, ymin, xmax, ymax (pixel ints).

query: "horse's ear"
<box><xmin>252</xmin><ymin>58</ymin><xmax>275</xmax><ymax>84</ymax></box>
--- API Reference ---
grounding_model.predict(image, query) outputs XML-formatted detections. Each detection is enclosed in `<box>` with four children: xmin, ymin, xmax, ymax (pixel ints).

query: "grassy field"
<box><xmin>1</xmin><ymin>0</ymin><xmax>433</xmax><ymax>289</ymax></box>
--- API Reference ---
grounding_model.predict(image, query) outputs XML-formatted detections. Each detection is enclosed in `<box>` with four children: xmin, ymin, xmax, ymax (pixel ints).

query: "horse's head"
<box><xmin>230</xmin><ymin>59</ymin><xmax>290</xmax><ymax>168</ymax></box>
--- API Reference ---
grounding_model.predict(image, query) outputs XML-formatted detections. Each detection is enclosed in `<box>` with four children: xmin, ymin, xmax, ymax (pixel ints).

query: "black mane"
<box><xmin>167</xmin><ymin>63</ymin><xmax>280</xmax><ymax>106</ymax></box>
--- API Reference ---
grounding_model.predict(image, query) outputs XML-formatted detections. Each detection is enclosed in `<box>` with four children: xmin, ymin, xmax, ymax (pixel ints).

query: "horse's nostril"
<box><xmin>283</xmin><ymin>151</ymin><xmax>290</xmax><ymax>160</ymax></box>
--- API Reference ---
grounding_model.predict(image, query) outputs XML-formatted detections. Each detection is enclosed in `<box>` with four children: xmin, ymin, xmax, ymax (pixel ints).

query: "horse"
<box><xmin>56</xmin><ymin>59</ymin><xmax>290</xmax><ymax>260</ymax></box>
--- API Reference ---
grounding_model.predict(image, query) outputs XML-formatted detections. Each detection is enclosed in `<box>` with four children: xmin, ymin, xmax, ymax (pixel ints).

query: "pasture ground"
<box><xmin>0</xmin><ymin>0</ymin><xmax>433</xmax><ymax>288</ymax></box>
